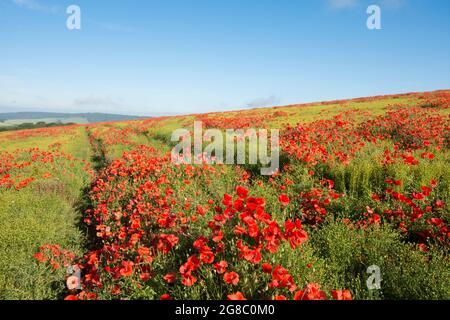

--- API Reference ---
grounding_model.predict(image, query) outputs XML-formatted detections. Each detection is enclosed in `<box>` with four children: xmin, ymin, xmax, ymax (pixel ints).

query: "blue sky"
<box><xmin>0</xmin><ymin>0</ymin><xmax>449</xmax><ymax>116</ymax></box>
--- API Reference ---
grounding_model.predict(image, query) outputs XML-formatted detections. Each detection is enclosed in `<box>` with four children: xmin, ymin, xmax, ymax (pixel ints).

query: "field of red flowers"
<box><xmin>1</xmin><ymin>90</ymin><xmax>449</xmax><ymax>300</ymax></box>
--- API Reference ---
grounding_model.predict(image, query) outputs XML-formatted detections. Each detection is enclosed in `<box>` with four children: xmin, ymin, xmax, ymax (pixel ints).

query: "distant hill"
<box><xmin>0</xmin><ymin>112</ymin><xmax>143</xmax><ymax>125</ymax></box>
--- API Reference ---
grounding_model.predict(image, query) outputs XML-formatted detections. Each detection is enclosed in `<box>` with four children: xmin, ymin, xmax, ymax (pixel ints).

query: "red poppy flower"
<box><xmin>111</xmin><ymin>286</ymin><xmax>121</xmax><ymax>296</ymax></box>
<box><xmin>164</xmin><ymin>272</ymin><xmax>177</xmax><ymax>284</ymax></box>
<box><xmin>212</xmin><ymin>230</ymin><xmax>224</xmax><ymax>243</ymax></box>
<box><xmin>64</xmin><ymin>295</ymin><xmax>79</xmax><ymax>301</ymax></box>
<box><xmin>262</xmin><ymin>263</ymin><xmax>273</xmax><ymax>273</ymax></box>
<box><xmin>34</xmin><ymin>252</ymin><xmax>47</xmax><ymax>263</ymax></box>
<box><xmin>227</xmin><ymin>292</ymin><xmax>246</xmax><ymax>300</ymax></box>
<box><xmin>180</xmin><ymin>255</ymin><xmax>200</xmax><ymax>276</ymax></box>
<box><xmin>234</xmin><ymin>199</ymin><xmax>245</xmax><ymax>212</ymax></box>
<box><xmin>331</xmin><ymin>290</ymin><xmax>352</xmax><ymax>300</ymax></box>
<box><xmin>246</xmin><ymin>197</ymin><xmax>265</xmax><ymax>210</ymax></box>
<box><xmin>213</xmin><ymin>260</ymin><xmax>228</xmax><ymax>274</ymax></box>
<box><xmin>193</xmin><ymin>237</ymin><xmax>208</xmax><ymax>250</ymax></box>
<box><xmin>157</xmin><ymin>234</ymin><xmax>179</xmax><ymax>254</ymax></box>
<box><xmin>236</xmin><ymin>186</ymin><xmax>249</xmax><ymax>199</ymax></box>
<box><xmin>371</xmin><ymin>193</ymin><xmax>381</xmax><ymax>201</ymax></box>
<box><xmin>270</xmin><ymin>265</ymin><xmax>297</xmax><ymax>292</ymax></box>
<box><xmin>223</xmin><ymin>272</ymin><xmax>239</xmax><ymax>285</ymax></box>
<box><xmin>119</xmin><ymin>261</ymin><xmax>134</xmax><ymax>277</ymax></box>
<box><xmin>138</xmin><ymin>246</ymin><xmax>150</xmax><ymax>256</ymax></box>
<box><xmin>435</xmin><ymin>200</ymin><xmax>444</xmax><ymax>208</ymax></box>
<box><xmin>160</xmin><ymin>294</ymin><xmax>172</xmax><ymax>300</ymax></box>
<box><xmin>279</xmin><ymin>194</ymin><xmax>290</xmax><ymax>206</ymax></box>
<box><xmin>222</xmin><ymin>193</ymin><xmax>233</xmax><ymax>206</ymax></box>
<box><xmin>196</xmin><ymin>205</ymin><xmax>206</xmax><ymax>216</ymax></box>
<box><xmin>200</xmin><ymin>249</ymin><xmax>215</xmax><ymax>264</ymax></box>
<box><xmin>181</xmin><ymin>274</ymin><xmax>197</xmax><ymax>286</ymax></box>
<box><xmin>130</xmin><ymin>218</ymin><xmax>141</xmax><ymax>229</ymax></box>
<box><xmin>293</xmin><ymin>290</ymin><xmax>304</xmax><ymax>300</ymax></box>
<box><xmin>418</xmin><ymin>243</ymin><xmax>429</xmax><ymax>252</ymax></box>
<box><xmin>431</xmin><ymin>179</ymin><xmax>437</xmax><ymax>188</ymax></box>
<box><xmin>302</xmin><ymin>283</ymin><xmax>327</xmax><ymax>300</ymax></box>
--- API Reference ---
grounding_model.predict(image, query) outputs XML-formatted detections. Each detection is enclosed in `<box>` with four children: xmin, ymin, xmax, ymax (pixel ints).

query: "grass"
<box><xmin>0</xmin><ymin>127</ymin><xmax>91</xmax><ymax>300</ymax></box>
<box><xmin>309</xmin><ymin>222</ymin><xmax>450</xmax><ymax>300</ymax></box>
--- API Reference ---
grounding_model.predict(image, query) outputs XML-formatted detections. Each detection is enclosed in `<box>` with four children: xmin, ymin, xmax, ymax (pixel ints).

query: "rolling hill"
<box><xmin>0</xmin><ymin>112</ymin><xmax>143</xmax><ymax>126</ymax></box>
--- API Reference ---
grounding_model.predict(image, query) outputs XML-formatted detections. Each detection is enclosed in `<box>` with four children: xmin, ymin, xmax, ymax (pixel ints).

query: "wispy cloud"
<box><xmin>74</xmin><ymin>96</ymin><xmax>123</xmax><ymax>108</ymax></box>
<box><xmin>12</xmin><ymin>0</ymin><xmax>59</xmax><ymax>14</ymax></box>
<box><xmin>98</xmin><ymin>22</ymin><xmax>135</xmax><ymax>32</ymax></box>
<box><xmin>381</xmin><ymin>0</ymin><xmax>406</xmax><ymax>9</ymax></box>
<box><xmin>327</xmin><ymin>0</ymin><xmax>359</xmax><ymax>9</ymax></box>
<box><xmin>245</xmin><ymin>95</ymin><xmax>281</xmax><ymax>109</ymax></box>
<box><xmin>327</xmin><ymin>0</ymin><xmax>406</xmax><ymax>10</ymax></box>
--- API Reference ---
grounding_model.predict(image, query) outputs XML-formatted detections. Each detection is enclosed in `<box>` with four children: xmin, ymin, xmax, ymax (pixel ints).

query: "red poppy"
<box><xmin>130</xmin><ymin>218</ymin><xmax>141</xmax><ymax>229</ymax></box>
<box><xmin>435</xmin><ymin>200</ymin><xmax>444</xmax><ymax>208</ymax></box>
<box><xmin>302</xmin><ymin>283</ymin><xmax>327</xmax><ymax>300</ymax></box>
<box><xmin>181</xmin><ymin>274</ymin><xmax>197</xmax><ymax>286</ymax></box>
<box><xmin>34</xmin><ymin>252</ymin><xmax>47</xmax><ymax>263</ymax></box>
<box><xmin>262</xmin><ymin>263</ymin><xmax>273</xmax><ymax>273</ymax></box>
<box><xmin>213</xmin><ymin>260</ymin><xmax>228</xmax><ymax>274</ymax></box>
<box><xmin>157</xmin><ymin>234</ymin><xmax>179</xmax><ymax>254</ymax></box>
<box><xmin>180</xmin><ymin>255</ymin><xmax>200</xmax><ymax>286</ymax></box>
<box><xmin>222</xmin><ymin>193</ymin><xmax>233</xmax><ymax>206</ymax></box>
<box><xmin>223</xmin><ymin>272</ymin><xmax>239</xmax><ymax>285</ymax></box>
<box><xmin>293</xmin><ymin>290</ymin><xmax>304</xmax><ymax>300</ymax></box>
<box><xmin>227</xmin><ymin>292</ymin><xmax>246</xmax><ymax>300</ymax></box>
<box><xmin>193</xmin><ymin>237</ymin><xmax>208</xmax><ymax>251</ymax></box>
<box><xmin>196</xmin><ymin>205</ymin><xmax>206</xmax><ymax>216</ymax></box>
<box><xmin>236</xmin><ymin>186</ymin><xmax>249</xmax><ymax>199</ymax></box>
<box><xmin>371</xmin><ymin>193</ymin><xmax>381</xmax><ymax>201</ymax></box>
<box><xmin>246</xmin><ymin>197</ymin><xmax>265</xmax><ymax>211</ymax></box>
<box><xmin>119</xmin><ymin>261</ymin><xmax>134</xmax><ymax>277</ymax></box>
<box><xmin>331</xmin><ymin>290</ymin><xmax>352</xmax><ymax>300</ymax></box>
<box><xmin>140</xmin><ymin>272</ymin><xmax>151</xmax><ymax>281</ymax></box>
<box><xmin>212</xmin><ymin>230</ymin><xmax>224</xmax><ymax>243</ymax></box>
<box><xmin>164</xmin><ymin>272</ymin><xmax>177</xmax><ymax>284</ymax></box>
<box><xmin>200</xmin><ymin>249</ymin><xmax>215</xmax><ymax>264</ymax></box>
<box><xmin>111</xmin><ymin>286</ymin><xmax>121</xmax><ymax>296</ymax></box>
<box><xmin>160</xmin><ymin>294</ymin><xmax>172</xmax><ymax>300</ymax></box>
<box><xmin>279</xmin><ymin>194</ymin><xmax>290</xmax><ymax>206</ymax></box>
<box><xmin>138</xmin><ymin>246</ymin><xmax>150</xmax><ymax>256</ymax></box>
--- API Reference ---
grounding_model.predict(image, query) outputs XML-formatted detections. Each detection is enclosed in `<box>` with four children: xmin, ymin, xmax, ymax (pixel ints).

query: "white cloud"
<box><xmin>245</xmin><ymin>96</ymin><xmax>281</xmax><ymax>109</ymax></box>
<box><xmin>98</xmin><ymin>23</ymin><xmax>135</xmax><ymax>32</ymax></box>
<box><xmin>327</xmin><ymin>0</ymin><xmax>406</xmax><ymax>10</ymax></box>
<box><xmin>74</xmin><ymin>96</ymin><xmax>123</xmax><ymax>108</ymax></box>
<box><xmin>381</xmin><ymin>0</ymin><xmax>405</xmax><ymax>9</ymax></box>
<box><xmin>327</xmin><ymin>0</ymin><xmax>359</xmax><ymax>9</ymax></box>
<box><xmin>12</xmin><ymin>0</ymin><xmax>59</xmax><ymax>14</ymax></box>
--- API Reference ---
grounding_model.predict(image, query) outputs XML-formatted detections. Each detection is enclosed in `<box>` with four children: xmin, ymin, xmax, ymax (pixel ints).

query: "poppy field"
<box><xmin>0</xmin><ymin>90</ymin><xmax>449</xmax><ymax>300</ymax></box>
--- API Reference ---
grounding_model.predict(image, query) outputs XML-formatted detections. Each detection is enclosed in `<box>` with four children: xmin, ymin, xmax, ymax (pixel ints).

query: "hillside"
<box><xmin>0</xmin><ymin>90</ymin><xmax>449</xmax><ymax>301</ymax></box>
<box><xmin>0</xmin><ymin>112</ymin><xmax>143</xmax><ymax>126</ymax></box>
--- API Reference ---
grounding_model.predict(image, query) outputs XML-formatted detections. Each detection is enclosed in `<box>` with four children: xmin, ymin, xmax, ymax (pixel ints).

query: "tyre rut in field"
<box><xmin>75</xmin><ymin>128</ymin><xmax>112</xmax><ymax>251</ymax></box>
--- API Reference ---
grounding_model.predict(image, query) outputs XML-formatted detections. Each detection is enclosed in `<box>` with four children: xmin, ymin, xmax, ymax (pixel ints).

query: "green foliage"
<box><xmin>309</xmin><ymin>222</ymin><xmax>450</xmax><ymax>300</ymax></box>
<box><xmin>0</xmin><ymin>122</ymin><xmax>76</xmax><ymax>132</ymax></box>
